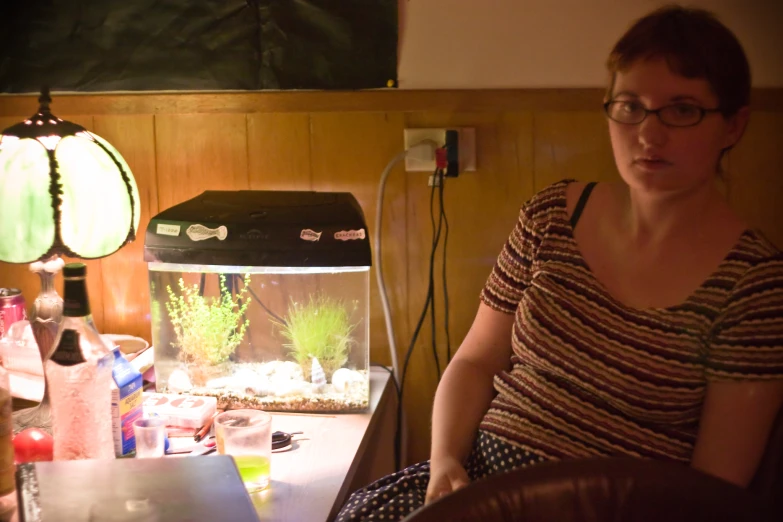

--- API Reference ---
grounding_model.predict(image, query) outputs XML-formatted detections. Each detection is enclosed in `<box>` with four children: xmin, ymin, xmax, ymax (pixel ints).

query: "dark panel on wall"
<box><xmin>0</xmin><ymin>0</ymin><xmax>397</xmax><ymax>92</ymax></box>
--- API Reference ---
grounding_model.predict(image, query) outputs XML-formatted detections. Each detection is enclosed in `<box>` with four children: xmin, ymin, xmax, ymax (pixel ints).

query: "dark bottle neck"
<box><xmin>62</xmin><ymin>276</ymin><xmax>90</xmax><ymax>317</ymax></box>
<box><xmin>50</xmin><ymin>329</ymin><xmax>86</xmax><ymax>366</ymax></box>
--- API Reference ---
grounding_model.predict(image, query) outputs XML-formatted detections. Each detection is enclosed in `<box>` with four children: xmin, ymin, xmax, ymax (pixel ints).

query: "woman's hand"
<box><xmin>425</xmin><ymin>456</ymin><xmax>471</xmax><ymax>504</ymax></box>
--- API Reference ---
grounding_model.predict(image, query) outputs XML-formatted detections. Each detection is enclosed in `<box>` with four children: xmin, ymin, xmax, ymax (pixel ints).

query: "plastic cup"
<box><xmin>133</xmin><ymin>418</ymin><xmax>166</xmax><ymax>458</ymax></box>
<box><xmin>215</xmin><ymin>410</ymin><xmax>272</xmax><ymax>492</ymax></box>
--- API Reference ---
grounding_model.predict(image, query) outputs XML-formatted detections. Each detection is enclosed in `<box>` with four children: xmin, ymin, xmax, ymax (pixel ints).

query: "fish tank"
<box><xmin>144</xmin><ymin>190</ymin><xmax>371</xmax><ymax>413</ymax></box>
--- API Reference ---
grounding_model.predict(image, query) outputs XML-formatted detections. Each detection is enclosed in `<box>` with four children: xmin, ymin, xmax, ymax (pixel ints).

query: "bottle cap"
<box><xmin>63</xmin><ymin>263</ymin><xmax>87</xmax><ymax>278</ymax></box>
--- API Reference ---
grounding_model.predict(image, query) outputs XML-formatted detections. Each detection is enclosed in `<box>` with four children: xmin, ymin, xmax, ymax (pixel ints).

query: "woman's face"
<box><xmin>607</xmin><ymin>57</ymin><xmax>747</xmax><ymax>197</ymax></box>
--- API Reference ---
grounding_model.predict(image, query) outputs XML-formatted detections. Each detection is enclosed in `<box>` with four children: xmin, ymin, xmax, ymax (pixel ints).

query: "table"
<box><xmin>10</xmin><ymin>367</ymin><xmax>396</xmax><ymax>522</ymax></box>
<box><xmin>250</xmin><ymin>368</ymin><xmax>396</xmax><ymax>522</ymax></box>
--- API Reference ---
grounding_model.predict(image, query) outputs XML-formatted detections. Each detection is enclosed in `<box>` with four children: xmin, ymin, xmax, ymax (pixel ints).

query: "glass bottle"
<box><xmin>0</xmin><ymin>364</ymin><xmax>16</xmax><ymax>519</ymax></box>
<box><xmin>45</xmin><ymin>263</ymin><xmax>114</xmax><ymax>460</ymax></box>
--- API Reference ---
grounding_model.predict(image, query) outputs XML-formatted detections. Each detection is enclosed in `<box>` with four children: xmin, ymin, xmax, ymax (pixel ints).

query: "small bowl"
<box><xmin>102</xmin><ymin>334</ymin><xmax>150</xmax><ymax>355</ymax></box>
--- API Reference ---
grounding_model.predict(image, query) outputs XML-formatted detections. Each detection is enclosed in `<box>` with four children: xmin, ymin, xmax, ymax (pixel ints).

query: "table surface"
<box><xmin>249</xmin><ymin>368</ymin><xmax>393</xmax><ymax>522</ymax></box>
<box><xmin>10</xmin><ymin>368</ymin><xmax>394</xmax><ymax>522</ymax></box>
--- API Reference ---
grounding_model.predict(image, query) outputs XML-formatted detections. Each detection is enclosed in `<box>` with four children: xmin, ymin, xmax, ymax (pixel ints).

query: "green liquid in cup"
<box><xmin>234</xmin><ymin>455</ymin><xmax>271</xmax><ymax>492</ymax></box>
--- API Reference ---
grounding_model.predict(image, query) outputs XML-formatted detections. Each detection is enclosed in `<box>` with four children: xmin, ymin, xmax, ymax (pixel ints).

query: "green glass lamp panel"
<box><xmin>89</xmin><ymin>132</ymin><xmax>140</xmax><ymax>234</ymax></box>
<box><xmin>57</xmin><ymin>135</ymin><xmax>133</xmax><ymax>258</ymax></box>
<box><xmin>0</xmin><ymin>138</ymin><xmax>56</xmax><ymax>263</ymax></box>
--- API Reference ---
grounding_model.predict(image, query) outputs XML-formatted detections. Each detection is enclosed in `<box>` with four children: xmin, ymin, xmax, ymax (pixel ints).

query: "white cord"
<box><xmin>375</xmin><ymin>140</ymin><xmax>439</xmax><ymax>469</ymax></box>
<box><xmin>374</xmin><ymin>140</ymin><xmax>439</xmax><ymax>384</ymax></box>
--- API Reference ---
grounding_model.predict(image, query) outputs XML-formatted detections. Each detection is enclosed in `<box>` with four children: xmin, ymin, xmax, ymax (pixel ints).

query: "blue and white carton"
<box><xmin>110</xmin><ymin>348</ymin><xmax>144</xmax><ymax>457</ymax></box>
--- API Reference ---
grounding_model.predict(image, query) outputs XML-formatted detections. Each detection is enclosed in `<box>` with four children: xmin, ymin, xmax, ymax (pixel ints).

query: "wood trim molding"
<box><xmin>0</xmin><ymin>88</ymin><xmax>780</xmax><ymax>116</ymax></box>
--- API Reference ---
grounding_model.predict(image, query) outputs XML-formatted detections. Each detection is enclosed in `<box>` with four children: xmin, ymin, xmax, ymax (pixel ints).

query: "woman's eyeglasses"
<box><xmin>604</xmin><ymin>100</ymin><xmax>722</xmax><ymax>127</ymax></box>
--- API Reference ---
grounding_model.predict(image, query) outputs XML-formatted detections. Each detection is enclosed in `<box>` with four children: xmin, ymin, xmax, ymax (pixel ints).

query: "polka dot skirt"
<box><xmin>335</xmin><ymin>430</ymin><xmax>547</xmax><ymax>522</ymax></box>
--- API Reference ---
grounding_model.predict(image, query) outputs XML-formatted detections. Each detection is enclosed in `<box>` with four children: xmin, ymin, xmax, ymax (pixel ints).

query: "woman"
<box><xmin>337</xmin><ymin>5</ymin><xmax>783</xmax><ymax>521</ymax></box>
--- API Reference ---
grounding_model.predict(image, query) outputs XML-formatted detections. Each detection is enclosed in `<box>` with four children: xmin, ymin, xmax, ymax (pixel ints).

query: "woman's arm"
<box><xmin>424</xmin><ymin>193</ymin><xmax>541</xmax><ymax>504</ymax></box>
<box><xmin>694</xmin><ymin>255</ymin><xmax>783</xmax><ymax>487</ymax></box>
<box><xmin>691</xmin><ymin>379</ymin><xmax>783</xmax><ymax>487</ymax></box>
<box><xmin>425</xmin><ymin>303</ymin><xmax>515</xmax><ymax>503</ymax></box>
<box><xmin>430</xmin><ymin>302</ymin><xmax>515</xmax><ymax>465</ymax></box>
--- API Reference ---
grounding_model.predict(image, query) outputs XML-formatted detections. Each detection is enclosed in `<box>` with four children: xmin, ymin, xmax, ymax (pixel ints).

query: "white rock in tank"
<box><xmin>167</xmin><ymin>369</ymin><xmax>193</xmax><ymax>392</ymax></box>
<box><xmin>331</xmin><ymin>368</ymin><xmax>363</xmax><ymax>393</ymax></box>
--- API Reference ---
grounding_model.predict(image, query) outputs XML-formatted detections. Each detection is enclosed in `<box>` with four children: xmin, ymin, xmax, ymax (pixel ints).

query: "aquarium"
<box><xmin>144</xmin><ymin>191</ymin><xmax>371</xmax><ymax>413</ymax></box>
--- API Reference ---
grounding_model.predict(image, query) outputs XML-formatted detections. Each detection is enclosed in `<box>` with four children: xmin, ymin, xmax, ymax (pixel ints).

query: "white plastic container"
<box><xmin>142</xmin><ymin>392</ymin><xmax>217</xmax><ymax>429</ymax></box>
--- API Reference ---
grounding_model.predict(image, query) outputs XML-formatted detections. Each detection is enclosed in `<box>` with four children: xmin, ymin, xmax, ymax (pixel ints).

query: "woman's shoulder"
<box><xmin>520</xmin><ymin>178</ymin><xmax>605</xmax><ymax>230</ymax></box>
<box><xmin>715</xmin><ymin>232</ymin><xmax>783</xmax><ymax>363</ymax></box>
<box><xmin>520</xmin><ymin>179</ymin><xmax>575</xmax><ymax>223</ymax></box>
<box><xmin>724</xmin><ymin>231</ymin><xmax>783</xmax><ymax>304</ymax></box>
<box><xmin>735</xmin><ymin>229</ymin><xmax>782</xmax><ymax>260</ymax></box>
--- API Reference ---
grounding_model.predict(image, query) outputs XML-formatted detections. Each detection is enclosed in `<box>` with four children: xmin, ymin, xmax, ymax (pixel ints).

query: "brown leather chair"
<box><xmin>402</xmin><ymin>457</ymin><xmax>779</xmax><ymax>522</ymax></box>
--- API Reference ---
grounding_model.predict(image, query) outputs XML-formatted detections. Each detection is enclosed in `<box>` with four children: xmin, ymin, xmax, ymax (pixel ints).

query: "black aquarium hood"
<box><xmin>144</xmin><ymin>190</ymin><xmax>371</xmax><ymax>268</ymax></box>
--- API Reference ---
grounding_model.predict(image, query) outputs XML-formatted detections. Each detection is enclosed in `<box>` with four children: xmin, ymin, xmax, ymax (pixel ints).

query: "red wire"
<box><xmin>435</xmin><ymin>147</ymin><xmax>448</xmax><ymax>169</ymax></box>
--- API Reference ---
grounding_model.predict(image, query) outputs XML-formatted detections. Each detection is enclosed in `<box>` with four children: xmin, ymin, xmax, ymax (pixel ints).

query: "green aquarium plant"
<box><xmin>149</xmin><ymin>281</ymin><xmax>162</xmax><ymax>328</ymax></box>
<box><xmin>166</xmin><ymin>273</ymin><xmax>251</xmax><ymax>367</ymax></box>
<box><xmin>274</xmin><ymin>293</ymin><xmax>357</xmax><ymax>381</ymax></box>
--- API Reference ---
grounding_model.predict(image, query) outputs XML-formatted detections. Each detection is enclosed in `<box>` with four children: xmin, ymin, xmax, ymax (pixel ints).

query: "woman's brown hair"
<box><xmin>606</xmin><ymin>5</ymin><xmax>750</xmax><ymax>117</ymax></box>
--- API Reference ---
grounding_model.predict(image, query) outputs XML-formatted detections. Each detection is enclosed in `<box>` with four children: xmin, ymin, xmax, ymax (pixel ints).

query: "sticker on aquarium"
<box><xmin>335</xmin><ymin>229</ymin><xmax>366</xmax><ymax>241</ymax></box>
<box><xmin>300</xmin><ymin>229</ymin><xmax>322</xmax><ymax>241</ymax></box>
<box><xmin>186</xmin><ymin>224</ymin><xmax>228</xmax><ymax>241</ymax></box>
<box><xmin>156</xmin><ymin>223</ymin><xmax>181</xmax><ymax>236</ymax></box>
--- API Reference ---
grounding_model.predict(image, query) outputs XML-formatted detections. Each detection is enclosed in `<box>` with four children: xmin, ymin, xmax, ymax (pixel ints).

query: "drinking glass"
<box><xmin>215</xmin><ymin>409</ymin><xmax>272</xmax><ymax>492</ymax></box>
<box><xmin>133</xmin><ymin>418</ymin><xmax>166</xmax><ymax>458</ymax></box>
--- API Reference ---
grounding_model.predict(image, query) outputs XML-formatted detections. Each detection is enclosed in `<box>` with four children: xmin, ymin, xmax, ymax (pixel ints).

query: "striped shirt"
<box><xmin>479</xmin><ymin>179</ymin><xmax>783</xmax><ymax>463</ymax></box>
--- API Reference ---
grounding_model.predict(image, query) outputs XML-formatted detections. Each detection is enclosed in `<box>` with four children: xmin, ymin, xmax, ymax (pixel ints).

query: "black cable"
<box><xmin>372</xmin><ymin>362</ymin><xmax>402</xmax><ymax>471</ymax></box>
<box><xmin>371</xmin><ymin>363</ymin><xmax>400</xmax><ymax>399</ymax></box>
<box><xmin>439</xmin><ymin>170</ymin><xmax>452</xmax><ymax>363</ymax></box>
<box><xmin>395</xmin><ymin>166</ymin><xmax>447</xmax><ymax>471</ymax></box>
<box><xmin>430</xmin><ymin>169</ymin><xmax>448</xmax><ymax>377</ymax></box>
<box><xmin>229</xmin><ymin>274</ymin><xmax>253</xmax><ymax>349</ymax></box>
<box><xmin>428</xmin><ymin>171</ymin><xmax>443</xmax><ymax>380</ymax></box>
<box><xmin>396</xmin><ymin>281</ymin><xmax>433</xmax><ymax>471</ymax></box>
<box><xmin>237</xmin><ymin>274</ymin><xmax>288</xmax><ymax>326</ymax></box>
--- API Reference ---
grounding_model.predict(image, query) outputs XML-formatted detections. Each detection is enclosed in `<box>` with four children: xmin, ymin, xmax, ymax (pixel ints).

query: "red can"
<box><xmin>0</xmin><ymin>288</ymin><xmax>27</xmax><ymax>339</ymax></box>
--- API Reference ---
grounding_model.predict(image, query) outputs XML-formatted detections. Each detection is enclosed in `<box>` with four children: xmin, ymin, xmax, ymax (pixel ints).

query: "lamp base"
<box><xmin>12</xmin><ymin>392</ymin><xmax>52</xmax><ymax>435</ymax></box>
<box><xmin>12</xmin><ymin>256</ymin><xmax>64</xmax><ymax>435</ymax></box>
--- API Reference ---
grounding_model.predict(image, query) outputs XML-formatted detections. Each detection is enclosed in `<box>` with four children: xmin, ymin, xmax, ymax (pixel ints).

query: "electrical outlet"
<box><xmin>403</xmin><ymin>128</ymin><xmax>476</xmax><ymax>172</ymax></box>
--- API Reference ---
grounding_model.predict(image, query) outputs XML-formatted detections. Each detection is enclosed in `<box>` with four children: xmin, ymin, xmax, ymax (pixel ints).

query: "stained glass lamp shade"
<box><xmin>0</xmin><ymin>88</ymin><xmax>139</xmax><ymax>433</ymax></box>
<box><xmin>0</xmin><ymin>89</ymin><xmax>140</xmax><ymax>263</ymax></box>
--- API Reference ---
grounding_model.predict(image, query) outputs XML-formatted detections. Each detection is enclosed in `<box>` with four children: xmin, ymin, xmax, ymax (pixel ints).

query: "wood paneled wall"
<box><xmin>0</xmin><ymin>89</ymin><xmax>781</xmax><ymax>465</ymax></box>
